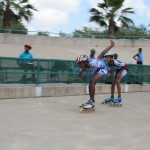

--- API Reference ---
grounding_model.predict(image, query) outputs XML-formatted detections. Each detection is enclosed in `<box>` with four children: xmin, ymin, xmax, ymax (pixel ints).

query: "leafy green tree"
<box><xmin>73</xmin><ymin>26</ymin><xmax>108</xmax><ymax>38</ymax></box>
<box><xmin>0</xmin><ymin>0</ymin><xmax>37</xmax><ymax>32</ymax></box>
<box><xmin>37</xmin><ymin>31</ymin><xmax>49</xmax><ymax>36</ymax></box>
<box><xmin>59</xmin><ymin>31</ymin><xmax>70</xmax><ymax>37</ymax></box>
<box><xmin>116</xmin><ymin>24</ymin><xmax>148</xmax><ymax>36</ymax></box>
<box><xmin>89</xmin><ymin>0</ymin><xmax>134</xmax><ymax>36</ymax></box>
<box><xmin>73</xmin><ymin>25</ymin><xmax>150</xmax><ymax>39</ymax></box>
<box><xmin>9</xmin><ymin>20</ymin><xmax>28</xmax><ymax>34</ymax></box>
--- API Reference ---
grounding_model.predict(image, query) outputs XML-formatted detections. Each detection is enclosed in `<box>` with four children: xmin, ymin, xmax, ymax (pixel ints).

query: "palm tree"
<box><xmin>0</xmin><ymin>0</ymin><xmax>37</xmax><ymax>32</ymax></box>
<box><xmin>89</xmin><ymin>0</ymin><xmax>134</xmax><ymax>36</ymax></box>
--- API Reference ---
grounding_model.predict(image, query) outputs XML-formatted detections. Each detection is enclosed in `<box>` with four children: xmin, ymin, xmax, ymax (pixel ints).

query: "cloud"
<box><xmin>30</xmin><ymin>9</ymin><xmax>69</xmax><ymax>30</ymax></box>
<box><xmin>25</xmin><ymin>0</ymin><xmax>150</xmax><ymax>32</ymax></box>
<box><xmin>30</xmin><ymin>0</ymin><xmax>80</xmax><ymax>12</ymax></box>
<box><xmin>26</xmin><ymin>0</ymin><xmax>81</xmax><ymax>31</ymax></box>
<box><xmin>124</xmin><ymin>0</ymin><xmax>150</xmax><ymax>18</ymax></box>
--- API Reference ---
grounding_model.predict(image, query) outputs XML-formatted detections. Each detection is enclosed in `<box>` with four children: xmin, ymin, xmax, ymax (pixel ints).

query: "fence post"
<box><xmin>36</xmin><ymin>61</ymin><xmax>41</xmax><ymax>85</ymax></box>
<box><xmin>35</xmin><ymin>61</ymin><xmax>42</xmax><ymax>97</ymax></box>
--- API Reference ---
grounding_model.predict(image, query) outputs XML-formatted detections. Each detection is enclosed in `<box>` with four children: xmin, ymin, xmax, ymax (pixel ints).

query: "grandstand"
<box><xmin>0</xmin><ymin>33</ymin><xmax>150</xmax><ymax>64</ymax></box>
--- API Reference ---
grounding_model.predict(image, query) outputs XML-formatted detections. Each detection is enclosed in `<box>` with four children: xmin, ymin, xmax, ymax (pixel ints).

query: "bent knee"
<box><xmin>90</xmin><ymin>78</ymin><xmax>97</xmax><ymax>84</ymax></box>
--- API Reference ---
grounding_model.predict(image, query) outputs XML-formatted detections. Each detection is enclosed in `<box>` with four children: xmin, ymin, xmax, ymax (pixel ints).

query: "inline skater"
<box><xmin>103</xmin><ymin>53</ymin><xmax>128</xmax><ymax>106</ymax></box>
<box><xmin>76</xmin><ymin>40</ymin><xmax>115</xmax><ymax>112</ymax></box>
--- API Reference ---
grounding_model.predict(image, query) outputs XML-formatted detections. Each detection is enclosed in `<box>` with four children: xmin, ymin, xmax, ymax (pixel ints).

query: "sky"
<box><xmin>25</xmin><ymin>0</ymin><xmax>150</xmax><ymax>34</ymax></box>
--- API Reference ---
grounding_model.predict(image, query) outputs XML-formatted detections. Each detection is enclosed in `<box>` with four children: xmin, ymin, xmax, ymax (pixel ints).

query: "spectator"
<box><xmin>18</xmin><ymin>43</ymin><xmax>35</xmax><ymax>82</ymax></box>
<box><xmin>113</xmin><ymin>53</ymin><xmax>118</xmax><ymax>60</ymax></box>
<box><xmin>19</xmin><ymin>43</ymin><xmax>33</xmax><ymax>61</ymax></box>
<box><xmin>133</xmin><ymin>48</ymin><xmax>143</xmax><ymax>84</ymax></box>
<box><xmin>88</xmin><ymin>49</ymin><xmax>96</xmax><ymax>61</ymax></box>
<box><xmin>133</xmin><ymin>48</ymin><xmax>143</xmax><ymax>64</ymax></box>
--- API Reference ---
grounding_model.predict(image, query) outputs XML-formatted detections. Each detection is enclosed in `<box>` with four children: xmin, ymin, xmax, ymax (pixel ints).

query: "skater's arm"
<box><xmin>76</xmin><ymin>69</ymin><xmax>84</xmax><ymax>82</ymax></box>
<box><xmin>97</xmin><ymin>40</ymin><xmax>115</xmax><ymax>59</ymax></box>
<box><xmin>106</xmin><ymin>70</ymin><xmax>112</xmax><ymax>77</ymax></box>
<box><xmin>115</xmin><ymin>64</ymin><xmax>128</xmax><ymax>79</ymax></box>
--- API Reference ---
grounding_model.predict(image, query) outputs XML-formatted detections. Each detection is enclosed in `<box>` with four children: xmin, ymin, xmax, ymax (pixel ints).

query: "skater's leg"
<box><xmin>103</xmin><ymin>79</ymin><xmax>115</xmax><ymax>104</ymax></box>
<box><xmin>115</xmin><ymin>78</ymin><xmax>122</xmax><ymax>97</ymax></box>
<box><xmin>111</xmin><ymin>78</ymin><xmax>116</xmax><ymax>98</ymax></box>
<box><xmin>89</xmin><ymin>74</ymin><xmax>100</xmax><ymax>101</ymax></box>
<box><xmin>80</xmin><ymin>74</ymin><xmax>100</xmax><ymax>108</ymax></box>
<box><xmin>109</xmin><ymin>78</ymin><xmax>122</xmax><ymax>106</ymax></box>
<box><xmin>115</xmin><ymin>70</ymin><xmax>127</xmax><ymax>97</ymax></box>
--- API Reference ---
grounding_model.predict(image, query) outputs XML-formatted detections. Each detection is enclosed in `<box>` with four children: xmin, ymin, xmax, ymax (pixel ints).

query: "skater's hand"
<box><xmin>106</xmin><ymin>72</ymin><xmax>111</xmax><ymax>77</ymax></box>
<box><xmin>76</xmin><ymin>77</ymin><xmax>81</xmax><ymax>82</ymax></box>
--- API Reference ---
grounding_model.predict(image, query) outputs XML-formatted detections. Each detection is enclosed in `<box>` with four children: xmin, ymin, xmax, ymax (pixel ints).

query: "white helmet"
<box><xmin>76</xmin><ymin>55</ymin><xmax>88</xmax><ymax>63</ymax></box>
<box><xmin>104</xmin><ymin>51</ymin><xmax>113</xmax><ymax>57</ymax></box>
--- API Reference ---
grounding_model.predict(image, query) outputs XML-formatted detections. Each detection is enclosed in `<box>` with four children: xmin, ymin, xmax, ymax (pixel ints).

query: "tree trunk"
<box><xmin>2</xmin><ymin>6</ymin><xmax>11</xmax><ymax>33</ymax></box>
<box><xmin>108</xmin><ymin>18</ymin><xmax>115</xmax><ymax>38</ymax></box>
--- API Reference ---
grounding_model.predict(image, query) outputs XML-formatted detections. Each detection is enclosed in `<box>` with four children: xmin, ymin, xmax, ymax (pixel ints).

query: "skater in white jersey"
<box><xmin>103</xmin><ymin>53</ymin><xmax>128</xmax><ymax>106</ymax></box>
<box><xmin>76</xmin><ymin>40</ymin><xmax>115</xmax><ymax>111</ymax></box>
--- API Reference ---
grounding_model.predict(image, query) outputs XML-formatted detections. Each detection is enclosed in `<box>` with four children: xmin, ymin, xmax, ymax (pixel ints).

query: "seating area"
<box><xmin>0</xmin><ymin>33</ymin><xmax>150</xmax><ymax>64</ymax></box>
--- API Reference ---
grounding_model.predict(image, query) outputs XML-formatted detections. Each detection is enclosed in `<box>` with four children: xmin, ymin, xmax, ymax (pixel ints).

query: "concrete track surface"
<box><xmin>0</xmin><ymin>92</ymin><xmax>150</xmax><ymax>150</ymax></box>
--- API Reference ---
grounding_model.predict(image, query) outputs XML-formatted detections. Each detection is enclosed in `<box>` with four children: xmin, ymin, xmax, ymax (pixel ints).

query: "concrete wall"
<box><xmin>0</xmin><ymin>33</ymin><xmax>150</xmax><ymax>64</ymax></box>
<box><xmin>0</xmin><ymin>83</ymin><xmax>150</xmax><ymax>99</ymax></box>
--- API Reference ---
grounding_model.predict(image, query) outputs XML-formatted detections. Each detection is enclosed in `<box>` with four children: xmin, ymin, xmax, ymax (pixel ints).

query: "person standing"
<box><xmin>133</xmin><ymin>48</ymin><xmax>144</xmax><ymax>84</ymax></box>
<box><xmin>113</xmin><ymin>53</ymin><xmax>118</xmax><ymax>60</ymax></box>
<box><xmin>18</xmin><ymin>43</ymin><xmax>35</xmax><ymax>82</ymax></box>
<box><xmin>133</xmin><ymin>48</ymin><xmax>143</xmax><ymax>64</ymax></box>
<box><xmin>88</xmin><ymin>49</ymin><xmax>96</xmax><ymax>61</ymax></box>
<box><xmin>19</xmin><ymin>43</ymin><xmax>33</xmax><ymax>60</ymax></box>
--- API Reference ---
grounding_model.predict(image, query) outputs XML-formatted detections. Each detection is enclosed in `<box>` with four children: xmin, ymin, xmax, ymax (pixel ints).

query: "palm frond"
<box><xmin>119</xmin><ymin>16</ymin><xmax>134</xmax><ymax>27</ymax></box>
<box><xmin>99</xmin><ymin>20</ymin><xmax>107</xmax><ymax>27</ymax></box>
<box><xmin>97</xmin><ymin>2</ymin><xmax>108</xmax><ymax>9</ymax></box>
<box><xmin>89</xmin><ymin>8</ymin><xmax>100</xmax><ymax>14</ymax></box>
<box><xmin>24</xmin><ymin>4</ymin><xmax>37</xmax><ymax>11</ymax></box>
<box><xmin>20</xmin><ymin>0</ymin><xmax>29</xmax><ymax>3</ymax></box>
<box><xmin>89</xmin><ymin>16</ymin><xmax>102</xmax><ymax>23</ymax></box>
<box><xmin>122</xmin><ymin>7</ymin><xmax>134</xmax><ymax>14</ymax></box>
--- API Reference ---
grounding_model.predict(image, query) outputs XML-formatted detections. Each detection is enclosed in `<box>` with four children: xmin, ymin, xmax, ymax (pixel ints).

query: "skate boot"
<box><xmin>110</xmin><ymin>97</ymin><xmax>123</xmax><ymax>107</ymax></box>
<box><xmin>102</xmin><ymin>97</ymin><xmax>114</xmax><ymax>104</ymax></box>
<box><xmin>80</xmin><ymin>100</ymin><xmax>95</xmax><ymax>113</ymax></box>
<box><xmin>79</xmin><ymin>100</ymin><xmax>92</xmax><ymax>108</ymax></box>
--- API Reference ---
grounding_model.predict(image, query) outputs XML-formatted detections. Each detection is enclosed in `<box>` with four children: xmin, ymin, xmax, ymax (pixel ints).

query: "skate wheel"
<box><xmin>79</xmin><ymin>104</ymin><xmax>84</xmax><ymax>108</ymax></box>
<box><xmin>119</xmin><ymin>103</ymin><xmax>123</xmax><ymax>107</ymax></box>
<box><xmin>101</xmin><ymin>101</ymin><xmax>105</xmax><ymax>104</ymax></box>
<box><xmin>110</xmin><ymin>103</ymin><xmax>115</xmax><ymax>107</ymax></box>
<box><xmin>80</xmin><ymin>108</ymin><xmax>95</xmax><ymax>113</ymax></box>
<box><xmin>92</xmin><ymin>109</ymin><xmax>95</xmax><ymax>112</ymax></box>
<box><xmin>80</xmin><ymin>108</ymin><xmax>84</xmax><ymax>113</ymax></box>
<box><xmin>116</xmin><ymin>103</ymin><xmax>119</xmax><ymax>107</ymax></box>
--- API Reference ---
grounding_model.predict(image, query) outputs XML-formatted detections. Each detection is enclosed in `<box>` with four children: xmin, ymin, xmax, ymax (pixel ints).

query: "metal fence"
<box><xmin>0</xmin><ymin>57</ymin><xmax>150</xmax><ymax>84</ymax></box>
<box><xmin>0</xmin><ymin>28</ymin><xmax>150</xmax><ymax>39</ymax></box>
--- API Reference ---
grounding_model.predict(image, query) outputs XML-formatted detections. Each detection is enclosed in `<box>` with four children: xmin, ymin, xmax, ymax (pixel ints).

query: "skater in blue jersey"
<box><xmin>103</xmin><ymin>53</ymin><xmax>128</xmax><ymax>105</ymax></box>
<box><xmin>76</xmin><ymin>40</ymin><xmax>115</xmax><ymax>110</ymax></box>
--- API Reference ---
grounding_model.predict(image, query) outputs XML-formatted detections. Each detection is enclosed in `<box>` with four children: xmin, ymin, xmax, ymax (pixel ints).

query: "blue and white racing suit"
<box><xmin>88</xmin><ymin>58</ymin><xmax>109</xmax><ymax>78</ymax></box>
<box><xmin>110</xmin><ymin>60</ymin><xmax>127</xmax><ymax>78</ymax></box>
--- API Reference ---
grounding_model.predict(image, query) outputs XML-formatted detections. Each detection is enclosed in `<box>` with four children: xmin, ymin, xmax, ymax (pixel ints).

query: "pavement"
<box><xmin>0</xmin><ymin>92</ymin><xmax>150</xmax><ymax>150</ymax></box>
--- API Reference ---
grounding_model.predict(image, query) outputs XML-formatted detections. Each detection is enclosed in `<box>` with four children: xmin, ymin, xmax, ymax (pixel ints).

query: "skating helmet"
<box><xmin>104</xmin><ymin>51</ymin><xmax>113</xmax><ymax>58</ymax></box>
<box><xmin>24</xmin><ymin>43</ymin><xmax>32</xmax><ymax>49</ymax></box>
<box><xmin>76</xmin><ymin>55</ymin><xmax>88</xmax><ymax>63</ymax></box>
